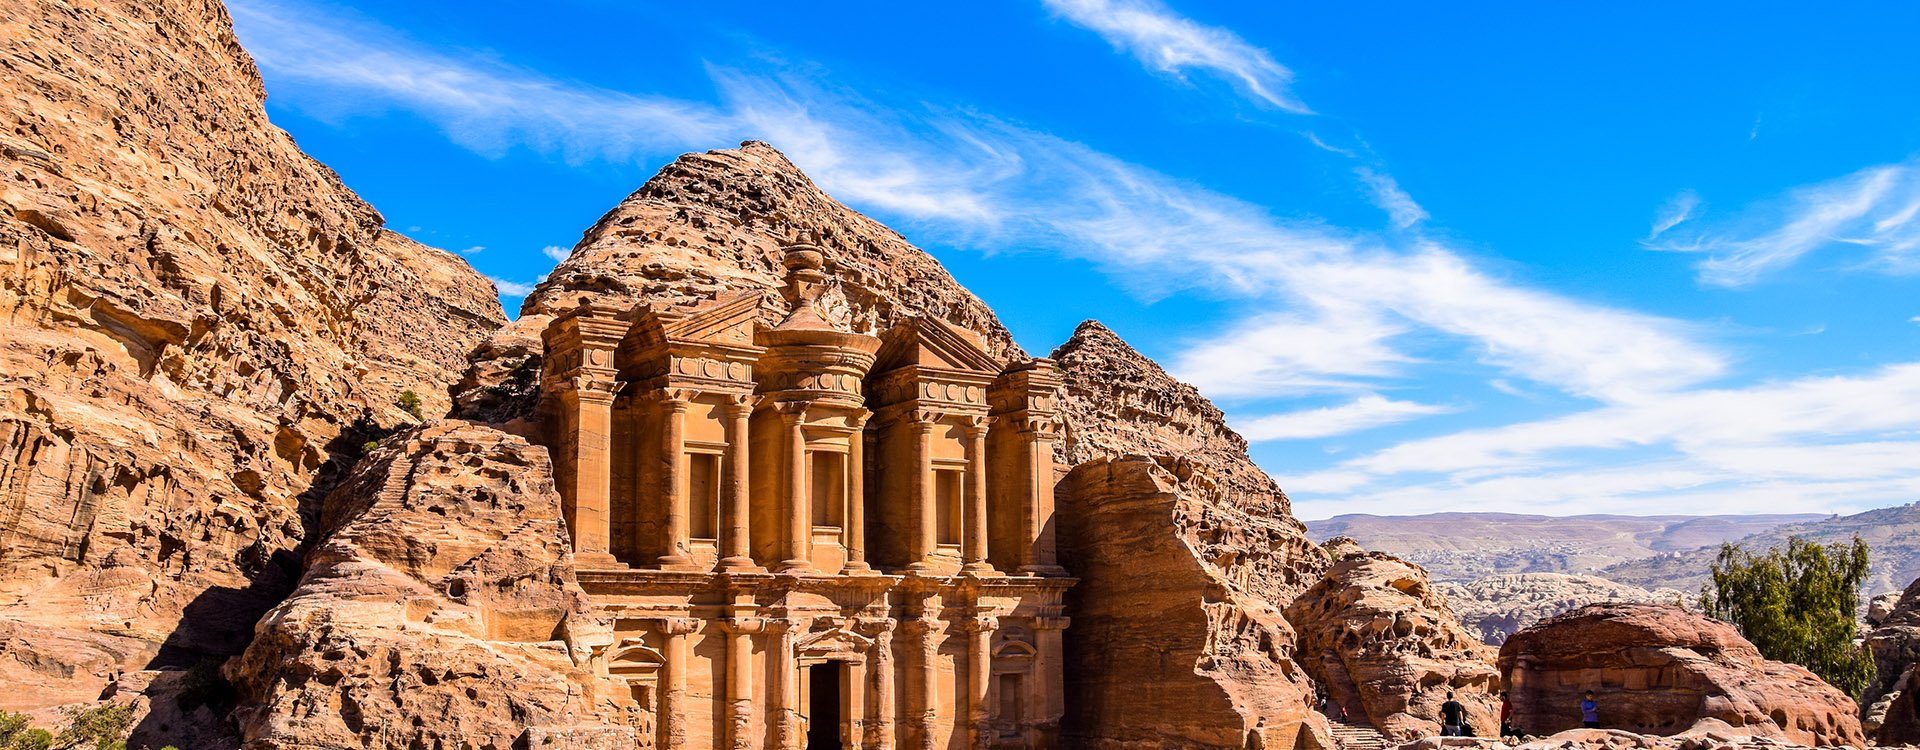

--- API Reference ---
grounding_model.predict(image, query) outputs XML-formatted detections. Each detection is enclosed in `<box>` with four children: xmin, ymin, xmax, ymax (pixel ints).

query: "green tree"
<box><xmin>396</xmin><ymin>390</ymin><xmax>424</xmax><ymax>421</ymax></box>
<box><xmin>53</xmin><ymin>704</ymin><xmax>133</xmax><ymax>750</ymax></box>
<box><xmin>1699</xmin><ymin>535</ymin><xmax>1876</xmax><ymax>697</ymax></box>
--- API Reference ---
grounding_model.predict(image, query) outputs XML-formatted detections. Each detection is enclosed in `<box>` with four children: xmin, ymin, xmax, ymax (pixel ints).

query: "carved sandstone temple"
<box><xmin>538</xmin><ymin>240</ymin><xmax>1074</xmax><ymax>750</ymax></box>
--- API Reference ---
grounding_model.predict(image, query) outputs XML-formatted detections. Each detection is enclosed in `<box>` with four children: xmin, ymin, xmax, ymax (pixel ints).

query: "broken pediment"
<box><xmin>873</xmin><ymin>315</ymin><xmax>999</xmax><ymax>376</ymax></box>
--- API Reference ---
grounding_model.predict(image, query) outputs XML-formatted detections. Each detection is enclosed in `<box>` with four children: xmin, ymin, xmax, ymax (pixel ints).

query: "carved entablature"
<box><xmin>619</xmin><ymin>291</ymin><xmax>765</xmax><ymax>395</ymax></box>
<box><xmin>868</xmin><ymin>316</ymin><xmax>1000</xmax><ymax>415</ymax></box>
<box><xmin>988</xmin><ymin>358</ymin><xmax>1062</xmax><ymax>417</ymax></box>
<box><xmin>542</xmin><ymin>303</ymin><xmax>629</xmax><ymax>400</ymax></box>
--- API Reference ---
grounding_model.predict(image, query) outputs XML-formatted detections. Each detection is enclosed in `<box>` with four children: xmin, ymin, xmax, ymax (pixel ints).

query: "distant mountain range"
<box><xmin>1308</xmin><ymin>503</ymin><xmax>1920</xmax><ymax>598</ymax></box>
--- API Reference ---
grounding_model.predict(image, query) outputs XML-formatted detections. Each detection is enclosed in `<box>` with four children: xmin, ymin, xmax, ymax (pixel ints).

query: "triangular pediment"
<box><xmin>874</xmin><ymin>316</ymin><xmax>998</xmax><ymax>374</ymax></box>
<box><xmin>795</xmin><ymin>625</ymin><xmax>875</xmax><ymax>657</ymax></box>
<box><xmin>625</xmin><ymin>291</ymin><xmax>764</xmax><ymax>355</ymax></box>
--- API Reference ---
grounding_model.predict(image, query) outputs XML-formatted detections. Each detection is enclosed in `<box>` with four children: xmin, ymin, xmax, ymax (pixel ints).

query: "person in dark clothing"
<box><xmin>1440</xmin><ymin>691</ymin><xmax>1466</xmax><ymax>737</ymax></box>
<box><xmin>1581</xmin><ymin>691</ymin><xmax>1600</xmax><ymax>729</ymax></box>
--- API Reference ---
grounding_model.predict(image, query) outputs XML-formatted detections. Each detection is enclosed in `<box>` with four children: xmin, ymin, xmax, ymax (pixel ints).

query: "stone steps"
<box><xmin>1329</xmin><ymin>718</ymin><xmax>1392</xmax><ymax>750</ymax></box>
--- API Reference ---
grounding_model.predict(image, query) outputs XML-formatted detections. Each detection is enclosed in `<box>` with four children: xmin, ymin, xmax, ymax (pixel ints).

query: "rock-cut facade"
<box><xmin>537</xmin><ymin>238</ymin><xmax>1074</xmax><ymax>750</ymax></box>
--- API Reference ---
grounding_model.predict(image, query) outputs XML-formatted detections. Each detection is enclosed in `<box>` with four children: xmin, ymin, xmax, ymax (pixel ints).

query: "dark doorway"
<box><xmin>808</xmin><ymin>662</ymin><xmax>844</xmax><ymax>750</ymax></box>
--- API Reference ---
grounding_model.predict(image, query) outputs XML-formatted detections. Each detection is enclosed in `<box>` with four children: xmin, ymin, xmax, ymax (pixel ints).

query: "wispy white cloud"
<box><xmin>1355</xmin><ymin>167</ymin><xmax>1428</xmax><ymax>229</ymax></box>
<box><xmin>542</xmin><ymin>245</ymin><xmax>571</xmax><ymax>263</ymax></box>
<box><xmin>1304</xmin><ymin>132</ymin><xmax>1356</xmax><ymax>157</ymax></box>
<box><xmin>1235</xmin><ymin>394</ymin><xmax>1454</xmax><ymax>441</ymax></box>
<box><xmin>1647</xmin><ymin>190</ymin><xmax>1698</xmax><ymax>240</ymax></box>
<box><xmin>488</xmin><ymin>276</ymin><xmax>538</xmax><ymax>297</ymax></box>
<box><xmin>458</xmin><ymin>245</ymin><xmax>486</xmax><ymax>255</ymax></box>
<box><xmin>1040</xmin><ymin>0</ymin><xmax>1309</xmax><ymax>113</ymax></box>
<box><xmin>1652</xmin><ymin>159</ymin><xmax>1920</xmax><ymax>286</ymax></box>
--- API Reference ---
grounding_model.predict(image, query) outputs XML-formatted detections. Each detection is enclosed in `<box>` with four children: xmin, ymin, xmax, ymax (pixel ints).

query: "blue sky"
<box><xmin>229</xmin><ymin>0</ymin><xmax>1920</xmax><ymax>519</ymax></box>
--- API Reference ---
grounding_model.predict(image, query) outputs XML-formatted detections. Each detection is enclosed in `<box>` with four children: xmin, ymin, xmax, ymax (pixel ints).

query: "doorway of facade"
<box><xmin>807</xmin><ymin>661</ymin><xmax>844</xmax><ymax>750</ymax></box>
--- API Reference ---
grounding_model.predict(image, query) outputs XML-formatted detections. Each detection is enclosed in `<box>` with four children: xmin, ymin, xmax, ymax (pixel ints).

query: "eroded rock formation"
<box><xmin>229</xmin><ymin>422</ymin><xmax>616</xmax><ymax>750</ymax></box>
<box><xmin>1865</xmin><ymin>577</ymin><xmax>1920</xmax><ymax>746</ymax></box>
<box><xmin>1500</xmin><ymin>604</ymin><xmax>1863</xmax><ymax>747</ymax></box>
<box><xmin>1437</xmin><ymin>573</ymin><xmax>1688</xmax><ymax>646</ymax></box>
<box><xmin>0</xmin><ymin>0</ymin><xmax>502</xmax><ymax>717</ymax></box>
<box><xmin>1059</xmin><ymin>456</ymin><xmax>1326</xmax><ymax>750</ymax></box>
<box><xmin>1286</xmin><ymin>540</ymin><xmax>1500</xmax><ymax>741</ymax></box>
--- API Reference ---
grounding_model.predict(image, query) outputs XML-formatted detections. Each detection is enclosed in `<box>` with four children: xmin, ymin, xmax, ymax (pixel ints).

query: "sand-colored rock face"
<box><xmin>1865</xmin><ymin>577</ymin><xmax>1920</xmax><ymax>745</ymax></box>
<box><xmin>1499</xmin><ymin>604</ymin><xmax>1863</xmax><ymax>747</ymax></box>
<box><xmin>1050</xmin><ymin>321</ymin><xmax>1328</xmax><ymax>604</ymax></box>
<box><xmin>0</xmin><ymin>0</ymin><xmax>503</xmax><ymax>715</ymax></box>
<box><xmin>1437</xmin><ymin>573</ymin><xmax>1688</xmax><ymax>646</ymax></box>
<box><xmin>1286</xmin><ymin>544</ymin><xmax>1501</xmax><ymax>742</ymax></box>
<box><xmin>229</xmin><ymin>422</ymin><xmax>617</xmax><ymax>750</ymax></box>
<box><xmin>1059</xmin><ymin>456</ymin><xmax>1328</xmax><ymax>750</ymax></box>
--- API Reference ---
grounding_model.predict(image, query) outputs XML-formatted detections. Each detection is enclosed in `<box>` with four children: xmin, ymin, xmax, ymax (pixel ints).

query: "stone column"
<box><xmin>772</xmin><ymin>620</ymin><xmax>802</xmax><ymax>750</ymax></box>
<box><xmin>779</xmin><ymin>404</ymin><xmax>814</xmax><ymax>574</ymax></box>
<box><xmin>720</xmin><ymin>617</ymin><xmax>767</xmax><ymax>750</ymax></box>
<box><xmin>659</xmin><ymin>391</ymin><xmax>697</xmax><ymax>569</ymax></box>
<box><xmin>571</xmin><ymin>383</ymin><xmax>620</xmax><ymax>566</ymax></box>
<box><xmin>660</xmin><ymin>617</ymin><xmax>701</xmax><ymax>750</ymax></box>
<box><xmin>846</xmin><ymin>659</ymin><xmax>868</xmax><ymax>750</ymax></box>
<box><xmin>718</xmin><ymin>395</ymin><xmax>761</xmax><ymax>572</ymax></box>
<box><xmin>863</xmin><ymin>619</ymin><xmax>898</xmax><ymax>750</ymax></box>
<box><xmin>1021</xmin><ymin>417</ymin><xmax>1064</xmax><ymax>575</ymax></box>
<box><xmin>843</xmin><ymin>415</ymin><xmax>872</xmax><ymax>574</ymax></box>
<box><xmin>1031</xmin><ymin>616</ymin><xmax>1069</xmax><ymax>745</ymax></box>
<box><xmin>906</xmin><ymin>411</ymin><xmax>937</xmax><ymax>573</ymax></box>
<box><xmin>960</xmin><ymin>615</ymin><xmax>998</xmax><ymax>750</ymax></box>
<box><xmin>904</xmin><ymin>615</ymin><xmax>946</xmax><ymax>750</ymax></box>
<box><xmin>541</xmin><ymin>307</ymin><xmax>625</xmax><ymax>568</ymax></box>
<box><xmin>961</xmin><ymin>418</ymin><xmax>994</xmax><ymax>575</ymax></box>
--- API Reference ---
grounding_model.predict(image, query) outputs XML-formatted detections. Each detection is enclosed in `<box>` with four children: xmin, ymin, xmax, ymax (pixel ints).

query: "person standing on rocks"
<box><xmin>1440</xmin><ymin>692</ymin><xmax>1467</xmax><ymax>736</ymax></box>
<box><xmin>1499</xmin><ymin>691</ymin><xmax>1519</xmax><ymax>738</ymax></box>
<box><xmin>1580</xmin><ymin>690</ymin><xmax>1601</xmax><ymax>729</ymax></box>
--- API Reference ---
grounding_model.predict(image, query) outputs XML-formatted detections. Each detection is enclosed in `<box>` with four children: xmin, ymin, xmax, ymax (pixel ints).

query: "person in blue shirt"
<box><xmin>1580</xmin><ymin>691</ymin><xmax>1600</xmax><ymax>729</ymax></box>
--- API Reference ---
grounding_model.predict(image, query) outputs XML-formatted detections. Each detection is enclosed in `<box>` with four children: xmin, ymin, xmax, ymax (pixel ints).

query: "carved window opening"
<box><xmin>997</xmin><ymin>672</ymin><xmax>1024</xmax><ymax>724</ymax></box>
<box><xmin>934</xmin><ymin>467</ymin><xmax>963</xmax><ymax>545</ymax></box>
<box><xmin>810</xmin><ymin>450</ymin><xmax>845</xmax><ymax>528</ymax></box>
<box><xmin>687</xmin><ymin>450</ymin><xmax>722</xmax><ymax>541</ymax></box>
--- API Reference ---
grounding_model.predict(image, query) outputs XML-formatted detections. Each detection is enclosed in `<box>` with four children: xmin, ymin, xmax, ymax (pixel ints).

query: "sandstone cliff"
<box><xmin>0</xmin><ymin>0</ymin><xmax>502</xmax><ymax>720</ymax></box>
<box><xmin>1286</xmin><ymin>541</ymin><xmax>1500</xmax><ymax>741</ymax></box>
<box><xmin>1865</xmin><ymin>577</ymin><xmax>1920</xmax><ymax>746</ymax></box>
<box><xmin>456</xmin><ymin>141</ymin><xmax>1023</xmax><ymax>424</ymax></box>
<box><xmin>1500</xmin><ymin>603</ymin><xmax>1863</xmax><ymax>747</ymax></box>
<box><xmin>229</xmin><ymin>422</ymin><xmax>616</xmax><ymax>750</ymax></box>
<box><xmin>1437</xmin><ymin>573</ymin><xmax>1688</xmax><ymax>645</ymax></box>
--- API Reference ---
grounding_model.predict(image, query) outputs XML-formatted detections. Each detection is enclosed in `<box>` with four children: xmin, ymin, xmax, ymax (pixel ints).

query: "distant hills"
<box><xmin>1304</xmin><ymin>512</ymin><xmax>1824</xmax><ymax>583</ymax></box>
<box><xmin>1308</xmin><ymin>503</ymin><xmax>1920</xmax><ymax>597</ymax></box>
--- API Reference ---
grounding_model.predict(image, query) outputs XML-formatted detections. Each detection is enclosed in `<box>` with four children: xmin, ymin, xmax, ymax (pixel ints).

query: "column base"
<box><xmin>960</xmin><ymin>563</ymin><xmax>1003</xmax><ymax>577</ymax></box>
<box><xmin>573</xmin><ymin>552</ymin><xmax>624</xmax><ymax>569</ymax></box>
<box><xmin>715</xmin><ymin>556</ymin><xmax>766</xmax><ymax>574</ymax></box>
<box><xmin>657</xmin><ymin>553</ymin><xmax>703</xmax><ymax>572</ymax></box>
<box><xmin>776</xmin><ymin>559</ymin><xmax>818</xmax><ymax>576</ymax></box>
<box><xmin>841</xmin><ymin>560</ymin><xmax>882</xmax><ymax>576</ymax></box>
<box><xmin>1017</xmin><ymin>564</ymin><xmax>1070</xmax><ymax>577</ymax></box>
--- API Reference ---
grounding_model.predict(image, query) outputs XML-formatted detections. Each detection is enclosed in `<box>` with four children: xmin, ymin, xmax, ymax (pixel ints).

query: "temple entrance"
<box><xmin>806</xmin><ymin>661</ymin><xmax>844</xmax><ymax>750</ymax></box>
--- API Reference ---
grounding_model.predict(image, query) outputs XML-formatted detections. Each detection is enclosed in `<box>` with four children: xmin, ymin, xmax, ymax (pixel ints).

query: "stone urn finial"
<box><xmin>780</xmin><ymin>231</ymin><xmax>829</xmax><ymax>309</ymax></box>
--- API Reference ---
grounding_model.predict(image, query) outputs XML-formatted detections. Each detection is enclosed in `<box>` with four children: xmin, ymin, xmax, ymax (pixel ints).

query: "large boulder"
<box><xmin>1059</xmin><ymin>456</ymin><xmax>1328</xmax><ymax>750</ymax></box>
<box><xmin>0</xmin><ymin>0</ymin><xmax>502</xmax><ymax>720</ymax></box>
<box><xmin>228</xmin><ymin>421</ymin><xmax>619</xmax><ymax>750</ymax></box>
<box><xmin>1286</xmin><ymin>542</ymin><xmax>1500</xmax><ymax>741</ymax></box>
<box><xmin>1499</xmin><ymin>603</ymin><xmax>1863</xmax><ymax>747</ymax></box>
<box><xmin>1864</xmin><ymin>577</ymin><xmax>1920</xmax><ymax>745</ymax></box>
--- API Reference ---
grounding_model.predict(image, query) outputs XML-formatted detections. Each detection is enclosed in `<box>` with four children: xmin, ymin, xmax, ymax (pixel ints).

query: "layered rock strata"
<box><xmin>0</xmin><ymin>0</ymin><xmax>503</xmax><ymax>715</ymax></box>
<box><xmin>229</xmin><ymin>422</ymin><xmax>615</xmax><ymax>750</ymax></box>
<box><xmin>1499</xmin><ymin>604</ymin><xmax>1863</xmax><ymax>747</ymax></box>
<box><xmin>1865</xmin><ymin>577</ymin><xmax>1920</xmax><ymax>746</ymax></box>
<box><xmin>1286</xmin><ymin>540</ymin><xmax>1500</xmax><ymax>741</ymax></box>
<box><xmin>1059</xmin><ymin>456</ymin><xmax>1327</xmax><ymax>750</ymax></box>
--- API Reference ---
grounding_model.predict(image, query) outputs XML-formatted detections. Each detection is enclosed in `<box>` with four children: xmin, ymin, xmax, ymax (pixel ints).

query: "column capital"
<box><xmin>719</xmin><ymin>617</ymin><xmax>770</xmax><ymax>636</ymax></box>
<box><xmin>658</xmin><ymin>617</ymin><xmax>703</xmax><ymax>635</ymax></box>
<box><xmin>775</xmin><ymin>400</ymin><xmax>810</xmax><ymax>423</ymax></box>
<box><xmin>723</xmin><ymin>393</ymin><xmax>763</xmax><ymax>415</ymax></box>
<box><xmin>956</xmin><ymin>614</ymin><xmax>999</xmax><ymax>633</ymax></box>
<box><xmin>960</xmin><ymin>414</ymin><xmax>993</xmax><ymax>437</ymax></box>
<box><xmin>899</xmin><ymin>617</ymin><xmax>949</xmax><ymax>637</ymax></box>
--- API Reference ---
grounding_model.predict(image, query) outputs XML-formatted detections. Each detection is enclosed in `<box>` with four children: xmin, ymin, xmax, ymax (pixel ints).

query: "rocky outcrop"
<box><xmin>1603</xmin><ymin>502</ymin><xmax>1920</xmax><ymax>599</ymax></box>
<box><xmin>457</xmin><ymin>141</ymin><xmax>1023</xmax><ymax>423</ymax></box>
<box><xmin>229</xmin><ymin>421</ymin><xmax>617</xmax><ymax>750</ymax></box>
<box><xmin>1394</xmin><ymin>721</ymin><xmax>1862</xmax><ymax>750</ymax></box>
<box><xmin>1437</xmin><ymin>574</ymin><xmax>1688</xmax><ymax>645</ymax></box>
<box><xmin>1864</xmin><ymin>577</ymin><xmax>1920</xmax><ymax>746</ymax></box>
<box><xmin>1286</xmin><ymin>541</ymin><xmax>1500</xmax><ymax>741</ymax></box>
<box><xmin>1059</xmin><ymin>456</ymin><xmax>1328</xmax><ymax>750</ymax></box>
<box><xmin>1051</xmin><ymin>321</ymin><xmax>1327</xmax><ymax>604</ymax></box>
<box><xmin>1499</xmin><ymin>604</ymin><xmax>1863</xmax><ymax>747</ymax></box>
<box><xmin>0</xmin><ymin>0</ymin><xmax>504</xmax><ymax>717</ymax></box>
